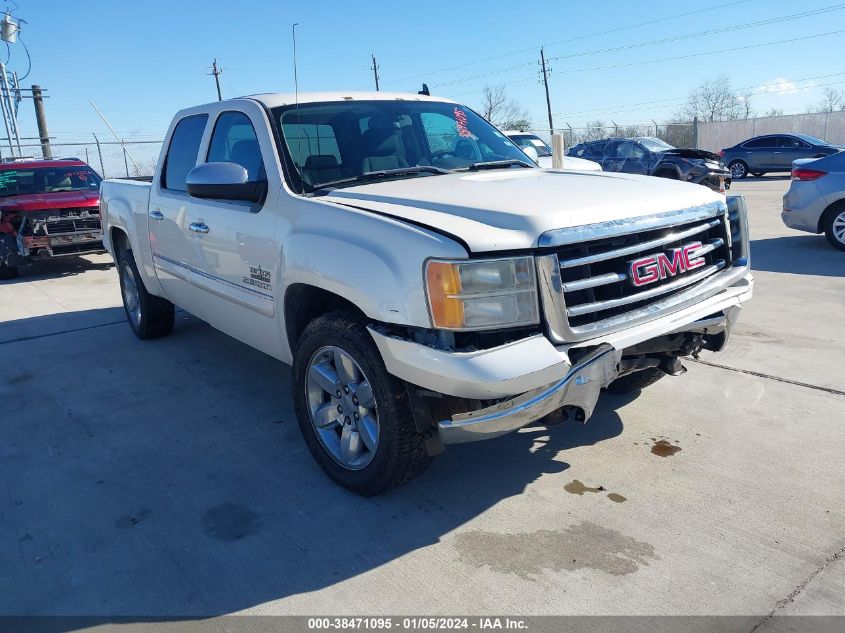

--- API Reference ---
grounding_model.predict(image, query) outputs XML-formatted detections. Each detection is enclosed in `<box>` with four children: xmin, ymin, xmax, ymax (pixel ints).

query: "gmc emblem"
<box><xmin>629</xmin><ymin>241</ymin><xmax>706</xmax><ymax>287</ymax></box>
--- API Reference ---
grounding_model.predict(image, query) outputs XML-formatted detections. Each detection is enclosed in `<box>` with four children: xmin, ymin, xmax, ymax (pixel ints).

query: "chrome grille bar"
<box><xmin>559</xmin><ymin>219</ymin><xmax>721</xmax><ymax>270</ymax></box>
<box><xmin>560</xmin><ymin>237</ymin><xmax>724</xmax><ymax>293</ymax></box>
<box><xmin>566</xmin><ymin>260</ymin><xmax>726</xmax><ymax>317</ymax></box>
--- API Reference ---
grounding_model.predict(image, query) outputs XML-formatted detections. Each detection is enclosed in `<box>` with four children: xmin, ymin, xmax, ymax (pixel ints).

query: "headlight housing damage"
<box><xmin>425</xmin><ymin>257</ymin><xmax>539</xmax><ymax>330</ymax></box>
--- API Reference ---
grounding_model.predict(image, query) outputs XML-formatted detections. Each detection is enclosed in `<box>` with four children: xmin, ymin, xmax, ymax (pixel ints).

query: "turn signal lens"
<box><xmin>425</xmin><ymin>257</ymin><xmax>539</xmax><ymax>330</ymax></box>
<box><xmin>426</xmin><ymin>261</ymin><xmax>464</xmax><ymax>328</ymax></box>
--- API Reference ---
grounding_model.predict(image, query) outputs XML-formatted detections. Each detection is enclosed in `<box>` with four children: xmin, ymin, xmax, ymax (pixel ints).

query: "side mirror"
<box><xmin>521</xmin><ymin>145</ymin><xmax>539</xmax><ymax>164</ymax></box>
<box><xmin>186</xmin><ymin>162</ymin><xmax>267</xmax><ymax>203</ymax></box>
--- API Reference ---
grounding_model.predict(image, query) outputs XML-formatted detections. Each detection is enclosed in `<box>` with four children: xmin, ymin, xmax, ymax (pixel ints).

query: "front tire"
<box><xmin>606</xmin><ymin>368</ymin><xmax>664</xmax><ymax>394</ymax></box>
<box><xmin>292</xmin><ymin>310</ymin><xmax>431</xmax><ymax>496</ymax></box>
<box><xmin>823</xmin><ymin>204</ymin><xmax>845</xmax><ymax>251</ymax></box>
<box><xmin>117</xmin><ymin>249</ymin><xmax>174</xmax><ymax>339</ymax></box>
<box><xmin>729</xmin><ymin>160</ymin><xmax>748</xmax><ymax>180</ymax></box>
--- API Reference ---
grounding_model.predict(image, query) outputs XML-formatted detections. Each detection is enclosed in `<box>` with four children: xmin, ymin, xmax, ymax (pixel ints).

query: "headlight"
<box><xmin>425</xmin><ymin>257</ymin><xmax>539</xmax><ymax>330</ymax></box>
<box><xmin>685</xmin><ymin>158</ymin><xmax>706</xmax><ymax>167</ymax></box>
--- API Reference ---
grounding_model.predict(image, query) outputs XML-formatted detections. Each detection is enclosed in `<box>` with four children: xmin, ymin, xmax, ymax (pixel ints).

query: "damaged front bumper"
<box><xmin>438</xmin><ymin>344</ymin><xmax>619</xmax><ymax>443</ymax></box>
<box><xmin>368</xmin><ymin>271</ymin><xmax>751</xmax><ymax>444</ymax></box>
<box><xmin>1</xmin><ymin>208</ymin><xmax>105</xmax><ymax>263</ymax></box>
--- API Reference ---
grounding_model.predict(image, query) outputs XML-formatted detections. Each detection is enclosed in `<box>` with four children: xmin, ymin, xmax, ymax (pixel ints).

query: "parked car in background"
<box><xmin>566</xmin><ymin>137</ymin><xmax>729</xmax><ymax>192</ymax></box>
<box><xmin>502</xmin><ymin>131</ymin><xmax>601</xmax><ymax>171</ymax></box>
<box><xmin>721</xmin><ymin>134</ymin><xmax>843</xmax><ymax>180</ymax></box>
<box><xmin>0</xmin><ymin>158</ymin><xmax>105</xmax><ymax>279</ymax></box>
<box><xmin>782</xmin><ymin>151</ymin><xmax>845</xmax><ymax>251</ymax></box>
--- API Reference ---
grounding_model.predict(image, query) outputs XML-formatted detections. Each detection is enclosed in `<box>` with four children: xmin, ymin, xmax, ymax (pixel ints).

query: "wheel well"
<box><xmin>729</xmin><ymin>159</ymin><xmax>747</xmax><ymax>166</ymax></box>
<box><xmin>284</xmin><ymin>284</ymin><xmax>367</xmax><ymax>353</ymax></box>
<box><xmin>110</xmin><ymin>227</ymin><xmax>130</xmax><ymax>257</ymax></box>
<box><xmin>819</xmin><ymin>199</ymin><xmax>845</xmax><ymax>233</ymax></box>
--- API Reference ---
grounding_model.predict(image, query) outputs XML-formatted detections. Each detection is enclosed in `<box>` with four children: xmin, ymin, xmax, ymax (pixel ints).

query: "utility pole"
<box><xmin>370</xmin><ymin>54</ymin><xmax>380</xmax><ymax>91</ymax></box>
<box><xmin>539</xmin><ymin>47</ymin><xmax>553</xmax><ymax>139</ymax></box>
<box><xmin>32</xmin><ymin>84</ymin><xmax>51</xmax><ymax>158</ymax></box>
<box><xmin>209</xmin><ymin>58</ymin><xmax>223</xmax><ymax>101</ymax></box>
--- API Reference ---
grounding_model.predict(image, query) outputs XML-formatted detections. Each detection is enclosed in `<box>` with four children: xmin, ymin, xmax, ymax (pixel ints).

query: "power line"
<box><xmin>434</xmin><ymin>3</ymin><xmax>845</xmax><ymax>90</ymax></box>
<box><xmin>549</xmin><ymin>72</ymin><xmax>845</xmax><ymax>119</ymax></box>
<box><xmin>445</xmin><ymin>28</ymin><xmax>845</xmax><ymax>99</ymax></box>
<box><xmin>379</xmin><ymin>0</ymin><xmax>751</xmax><ymax>87</ymax></box>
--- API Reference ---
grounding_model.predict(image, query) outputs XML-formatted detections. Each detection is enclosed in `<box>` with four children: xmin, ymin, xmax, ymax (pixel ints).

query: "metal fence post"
<box><xmin>93</xmin><ymin>133</ymin><xmax>106</xmax><ymax>179</ymax></box>
<box><xmin>693</xmin><ymin>117</ymin><xmax>699</xmax><ymax>148</ymax></box>
<box><xmin>123</xmin><ymin>146</ymin><xmax>130</xmax><ymax>177</ymax></box>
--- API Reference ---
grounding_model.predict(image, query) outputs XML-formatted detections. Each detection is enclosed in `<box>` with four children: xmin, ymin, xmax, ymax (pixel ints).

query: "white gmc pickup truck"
<box><xmin>101</xmin><ymin>92</ymin><xmax>752</xmax><ymax>495</ymax></box>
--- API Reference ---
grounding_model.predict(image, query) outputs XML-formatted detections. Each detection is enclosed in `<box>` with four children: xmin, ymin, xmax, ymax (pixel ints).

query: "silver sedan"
<box><xmin>782</xmin><ymin>151</ymin><xmax>845</xmax><ymax>251</ymax></box>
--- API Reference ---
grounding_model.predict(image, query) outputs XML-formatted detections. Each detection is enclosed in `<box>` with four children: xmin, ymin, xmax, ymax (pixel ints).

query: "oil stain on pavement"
<box><xmin>202</xmin><ymin>503</ymin><xmax>259</xmax><ymax>541</ymax></box>
<box><xmin>454</xmin><ymin>521</ymin><xmax>656</xmax><ymax>579</ymax></box>
<box><xmin>651</xmin><ymin>439</ymin><xmax>682</xmax><ymax>457</ymax></box>
<box><xmin>564</xmin><ymin>479</ymin><xmax>627</xmax><ymax>503</ymax></box>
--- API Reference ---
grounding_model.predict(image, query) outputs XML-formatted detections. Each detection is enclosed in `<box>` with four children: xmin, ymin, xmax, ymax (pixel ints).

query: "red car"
<box><xmin>0</xmin><ymin>158</ymin><xmax>105</xmax><ymax>279</ymax></box>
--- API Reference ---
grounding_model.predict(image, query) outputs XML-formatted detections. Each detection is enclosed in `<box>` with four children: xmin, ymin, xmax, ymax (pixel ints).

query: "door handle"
<box><xmin>189</xmin><ymin>222</ymin><xmax>209</xmax><ymax>234</ymax></box>
<box><xmin>149</xmin><ymin>210</ymin><xmax>164</xmax><ymax>220</ymax></box>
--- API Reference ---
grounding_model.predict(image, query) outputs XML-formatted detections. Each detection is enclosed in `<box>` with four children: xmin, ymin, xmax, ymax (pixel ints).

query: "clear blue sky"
<box><xmin>10</xmin><ymin>0</ymin><xmax>845</xmax><ymax>141</ymax></box>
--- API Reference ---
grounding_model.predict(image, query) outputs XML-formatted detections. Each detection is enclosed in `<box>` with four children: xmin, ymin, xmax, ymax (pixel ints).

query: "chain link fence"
<box><xmin>697</xmin><ymin>111</ymin><xmax>845</xmax><ymax>153</ymax></box>
<box><xmin>3</xmin><ymin>140</ymin><xmax>164</xmax><ymax>179</ymax></box>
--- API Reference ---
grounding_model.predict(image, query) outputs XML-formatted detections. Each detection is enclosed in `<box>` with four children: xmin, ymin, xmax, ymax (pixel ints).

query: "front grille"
<box><xmin>29</xmin><ymin>207</ymin><xmax>101</xmax><ymax>236</ymax></box>
<box><xmin>537</xmin><ymin>199</ymin><xmax>748</xmax><ymax>342</ymax></box>
<box><xmin>556</xmin><ymin>216</ymin><xmax>730</xmax><ymax>328</ymax></box>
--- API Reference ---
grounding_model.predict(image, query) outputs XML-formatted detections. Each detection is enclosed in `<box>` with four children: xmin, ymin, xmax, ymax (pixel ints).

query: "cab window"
<box><xmin>207</xmin><ymin>111</ymin><xmax>266</xmax><ymax>182</ymax></box>
<box><xmin>162</xmin><ymin>114</ymin><xmax>208</xmax><ymax>192</ymax></box>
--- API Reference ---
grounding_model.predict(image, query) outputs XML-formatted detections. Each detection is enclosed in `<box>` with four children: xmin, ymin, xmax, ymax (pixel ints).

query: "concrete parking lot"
<box><xmin>1</xmin><ymin>178</ymin><xmax>843</xmax><ymax>622</ymax></box>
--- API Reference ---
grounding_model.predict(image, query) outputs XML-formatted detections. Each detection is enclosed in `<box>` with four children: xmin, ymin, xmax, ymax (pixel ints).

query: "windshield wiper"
<box><xmin>466</xmin><ymin>159</ymin><xmax>533</xmax><ymax>171</ymax></box>
<box><xmin>313</xmin><ymin>166</ymin><xmax>449</xmax><ymax>191</ymax></box>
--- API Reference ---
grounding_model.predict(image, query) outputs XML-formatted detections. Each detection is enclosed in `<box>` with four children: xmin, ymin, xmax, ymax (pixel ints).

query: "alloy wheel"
<box><xmin>121</xmin><ymin>264</ymin><xmax>142</xmax><ymax>328</ymax></box>
<box><xmin>305</xmin><ymin>345</ymin><xmax>379</xmax><ymax>470</ymax></box>
<box><xmin>833</xmin><ymin>211</ymin><xmax>845</xmax><ymax>245</ymax></box>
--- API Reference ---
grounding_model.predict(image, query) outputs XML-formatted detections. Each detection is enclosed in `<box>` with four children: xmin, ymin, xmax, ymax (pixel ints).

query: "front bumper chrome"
<box><xmin>438</xmin><ymin>344</ymin><xmax>620</xmax><ymax>444</ymax></box>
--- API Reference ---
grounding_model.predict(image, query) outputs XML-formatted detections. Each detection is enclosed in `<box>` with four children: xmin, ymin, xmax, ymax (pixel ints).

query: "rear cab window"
<box><xmin>161</xmin><ymin>114</ymin><xmax>208</xmax><ymax>192</ymax></box>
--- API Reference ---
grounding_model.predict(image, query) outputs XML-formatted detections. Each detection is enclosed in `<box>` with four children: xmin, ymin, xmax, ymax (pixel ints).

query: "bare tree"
<box><xmin>677</xmin><ymin>75</ymin><xmax>743</xmax><ymax>122</ymax></box>
<box><xmin>738</xmin><ymin>90</ymin><xmax>754</xmax><ymax>119</ymax></box>
<box><xmin>479</xmin><ymin>84</ymin><xmax>530</xmax><ymax>129</ymax></box>
<box><xmin>581</xmin><ymin>120</ymin><xmax>608</xmax><ymax>142</ymax></box>
<box><xmin>764</xmin><ymin>107</ymin><xmax>784</xmax><ymax>118</ymax></box>
<box><xmin>815</xmin><ymin>87</ymin><xmax>845</xmax><ymax>113</ymax></box>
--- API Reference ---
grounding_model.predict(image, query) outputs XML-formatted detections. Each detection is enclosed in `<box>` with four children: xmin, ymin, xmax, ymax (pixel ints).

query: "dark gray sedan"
<box><xmin>720</xmin><ymin>134</ymin><xmax>842</xmax><ymax>179</ymax></box>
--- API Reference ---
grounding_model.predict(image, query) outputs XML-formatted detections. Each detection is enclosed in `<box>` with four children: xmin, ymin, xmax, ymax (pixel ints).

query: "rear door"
<box><xmin>741</xmin><ymin>137</ymin><xmax>775</xmax><ymax>170</ymax></box>
<box><xmin>148</xmin><ymin>113</ymin><xmax>208</xmax><ymax>302</ymax></box>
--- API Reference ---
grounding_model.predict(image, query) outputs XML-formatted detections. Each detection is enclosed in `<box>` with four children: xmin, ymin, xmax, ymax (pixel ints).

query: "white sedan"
<box><xmin>503</xmin><ymin>130</ymin><xmax>602</xmax><ymax>171</ymax></box>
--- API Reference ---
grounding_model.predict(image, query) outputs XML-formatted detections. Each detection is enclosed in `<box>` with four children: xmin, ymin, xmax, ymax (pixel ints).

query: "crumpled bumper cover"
<box><xmin>437</xmin><ymin>344</ymin><xmax>620</xmax><ymax>444</ymax></box>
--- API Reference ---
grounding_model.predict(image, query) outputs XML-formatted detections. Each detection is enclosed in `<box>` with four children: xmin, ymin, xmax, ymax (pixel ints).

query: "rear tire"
<box><xmin>0</xmin><ymin>263</ymin><xmax>18</xmax><ymax>279</ymax></box>
<box><xmin>823</xmin><ymin>204</ymin><xmax>845</xmax><ymax>252</ymax></box>
<box><xmin>606</xmin><ymin>368</ymin><xmax>665</xmax><ymax>394</ymax></box>
<box><xmin>752</xmin><ymin>172</ymin><xmax>764</xmax><ymax>177</ymax></box>
<box><xmin>292</xmin><ymin>310</ymin><xmax>431</xmax><ymax>496</ymax></box>
<box><xmin>729</xmin><ymin>160</ymin><xmax>748</xmax><ymax>180</ymax></box>
<box><xmin>117</xmin><ymin>249</ymin><xmax>174</xmax><ymax>339</ymax></box>
<box><xmin>655</xmin><ymin>170</ymin><xmax>678</xmax><ymax>180</ymax></box>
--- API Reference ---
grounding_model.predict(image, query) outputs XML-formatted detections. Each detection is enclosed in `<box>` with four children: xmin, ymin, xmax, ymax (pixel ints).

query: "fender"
<box><xmin>102</xmin><ymin>185</ymin><xmax>165</xmax><ymax>297</ymax></box>
<box><xmin>277</xmin><ymin>200</ymin><xmax>467</xmax><ymax>362</ymax></box>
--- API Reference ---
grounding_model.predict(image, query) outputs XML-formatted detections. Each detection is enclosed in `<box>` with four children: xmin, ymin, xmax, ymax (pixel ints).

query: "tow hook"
<box><xmin>659</xmin><ymin>356</ymin><xmax>687</xmax><ymax>376</ymax></box>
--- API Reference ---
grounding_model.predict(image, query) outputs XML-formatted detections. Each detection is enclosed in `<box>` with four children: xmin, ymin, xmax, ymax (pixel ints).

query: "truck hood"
<box><xmin>0</xmin><ymin>190</ymin><xmax>100</xmax><ymax>213</ymax></box>
<box><xmin>321</xmin><ymin>169</ymin><xmax>724</xmax><ymax>252</ymax></box>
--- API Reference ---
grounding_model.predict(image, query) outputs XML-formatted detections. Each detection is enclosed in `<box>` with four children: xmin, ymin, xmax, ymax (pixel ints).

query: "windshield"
<box><xmin>272</xmin><ymin>100</ymin><xmax>533</xmax><ymax>191</ymax></box>
<box><xmin>635</xmin><ymin>137</ymin><xmax>674</xmax><ymax>152</ymax></box>
<box><xmin>0</xmin><ymin>165</ymin><xmax>101</xmax><ymax>197</ymax></box>
<box><xmin>795</xmin><ymin>134</ymin><xmax>827</xmax><ymax>145</ymax></box>
<box><xmin>508</xmin><ymin>134</ymin><xmax>552</xmax><ymax>157</ymax></box>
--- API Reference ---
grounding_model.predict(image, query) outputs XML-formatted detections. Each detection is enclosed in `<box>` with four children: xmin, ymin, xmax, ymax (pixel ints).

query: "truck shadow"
<box><xmin>750</xmin><ymin>235</ymin><xmax>845</xmax><ymax>277</ymax></box>
<box><xmin>0</xmin><ymin>255</ymin><xmax>113</xmax><ymax>285</ymax></box>
<box><xmin>0</xmin><ymin>309</ymin><xmax>626</xmax><ymax>623</ymax></box>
